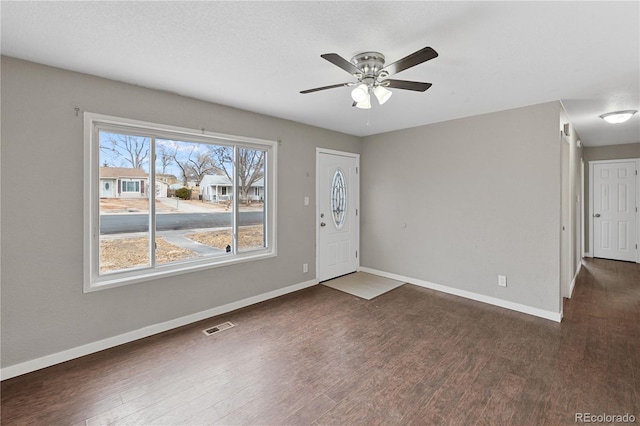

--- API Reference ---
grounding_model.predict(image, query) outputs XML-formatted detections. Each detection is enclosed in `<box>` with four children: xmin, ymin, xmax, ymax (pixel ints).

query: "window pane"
<box><xmin>155</xmin><ymin>139</ymin><xmax>233</xmax><ymax>264</ymax></box>
<box><xmin>98</xmin><ymin>131</ymin><xmax>151</xmax><ymax>273</ymax></box>
<box><xmin>238</xmin><ymin>148</ymin><xmax>266</xmax><ymax>252</ymax></box>
<box><xmin>331</xmin><ymin>168</ymin><xmax>347</xmax><ymax>229</ymax></box>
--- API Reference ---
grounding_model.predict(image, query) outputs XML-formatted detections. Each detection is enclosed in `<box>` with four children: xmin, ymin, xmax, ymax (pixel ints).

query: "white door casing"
<box><xmin>591</xmin><ymin>160</ymin><xmax>638</xmax><ymax>262</ymax></box>
<box><xmin>317</xmin><ymin>149</ymin><xmax>359</xmax><ymax>282</ymax></box>
<box><xmin>560</xmin><ymin>138</ymin><xmax>571</xmax><ymax>298</ymax></box>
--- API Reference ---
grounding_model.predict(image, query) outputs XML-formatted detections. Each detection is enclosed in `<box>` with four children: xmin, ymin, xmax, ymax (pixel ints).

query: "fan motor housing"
<box><xmin>350</xmin><ymin>52</ymin><xmax>387</xmax><ymax>78</ymax></box>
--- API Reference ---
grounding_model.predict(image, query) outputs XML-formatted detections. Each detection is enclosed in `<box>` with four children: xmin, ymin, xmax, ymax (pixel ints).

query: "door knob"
<box><xmin>594</xmin><ymin>213</ymin><xmax>601</xmax><ymax>218</ymax></box>
<box><xmin>320</xmin><ymin>222</ymin><xmax>326</xmax><ymax>227</ymax></box>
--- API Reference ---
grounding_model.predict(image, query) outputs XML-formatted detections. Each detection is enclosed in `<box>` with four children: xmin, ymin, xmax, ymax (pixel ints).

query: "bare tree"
<box><xmin>209</xmin><ymin>146</ymin><xmax>264</xmax><ymax>205</ymax></box>
<box><xmin>157</xmin><ymin>145</ymin><xmax>174</xmax><ymax>174</ymax></box>
<box><xmin>237</xmin><ymin>148</ymin><xmax>265</xmax><ymax>205</ymax></box>
<box><xmin>173</xmin><ymin>145</ymin><xmax>219</xmax><ymax>186</ymax></box>
<box><xmin>208</xmin><ymin>146</ymin><xmax>234</xmax><ymax>180</ymax></box>
<box><xmin>100</xmin><ymin>134</ymin><xmax>149</xmax><ymax>169</ymax></box>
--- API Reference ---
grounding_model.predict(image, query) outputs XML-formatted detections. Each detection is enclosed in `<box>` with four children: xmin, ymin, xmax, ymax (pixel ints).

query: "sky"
<box><xmin>99</xmin><ymin>131</ymin><xmax>234</xmax><ymax>181</ymax></box>
<box><xmin>99</xmin><ymin>130</ymin><xmax>264</xmax><ymax>187</ymax></box>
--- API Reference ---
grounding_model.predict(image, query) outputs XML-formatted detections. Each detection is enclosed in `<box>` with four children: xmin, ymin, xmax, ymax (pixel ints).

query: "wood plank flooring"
<box><xmin>2</xmin><ymin>258</ymin><xmax>639</xmax><ymax>425</ymax></box>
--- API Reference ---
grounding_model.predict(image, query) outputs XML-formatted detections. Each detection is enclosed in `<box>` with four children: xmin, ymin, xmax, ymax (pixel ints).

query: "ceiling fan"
<box><xmin>300</xmin><ymin>46</ymin><xmax>438</xmax><ymax>109</ymax></box>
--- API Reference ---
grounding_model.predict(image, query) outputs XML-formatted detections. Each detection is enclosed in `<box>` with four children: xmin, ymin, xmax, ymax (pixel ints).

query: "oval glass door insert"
<box><xmin>331</xmin><ymin>168</ymin><xmax>347</xmax><ymax>229</ymax></box>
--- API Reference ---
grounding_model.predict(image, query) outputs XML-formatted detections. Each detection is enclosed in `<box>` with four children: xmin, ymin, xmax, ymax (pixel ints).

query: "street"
<box><xmin>100</xmin><ymin>212</ymin><xmax>264</xmax><ymax>234</ymax></box>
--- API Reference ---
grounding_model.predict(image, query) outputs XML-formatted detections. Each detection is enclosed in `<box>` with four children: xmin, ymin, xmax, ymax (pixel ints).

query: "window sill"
<box><xmin>84</xmin><ymin>249</ymin><xmax>276</xmax><ymax>293</ymax></box>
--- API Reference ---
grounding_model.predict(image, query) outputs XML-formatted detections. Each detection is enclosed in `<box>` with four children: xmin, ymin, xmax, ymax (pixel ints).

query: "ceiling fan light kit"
<box><xmin>599</xmin><ymin>110</ymin><xmax>637</xmax><ymax>124</ymax></box>
<box><xmin>355</xmin><ymin>95</ymin><xmax>371</xmax><ymax>109</ymax></box>
<box><xmin>301</xmin><ymin>46</ymin><xmax>438</xmax><ymax>108</ymax></box>
<box><xmin>351</xmin><ymin>84</ymin><xmax>369</xmax><ymax>103</ymax></box>
<box><xmin>373</xmin><ymin>85</ymin><xmax>392</xmax><ymax>105</ymax></box>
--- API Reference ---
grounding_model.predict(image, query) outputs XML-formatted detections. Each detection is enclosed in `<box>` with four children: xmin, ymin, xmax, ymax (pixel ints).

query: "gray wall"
<box><xmin>0</xmin><ymin>57</ymin><xmax>361</xmax><ymax>368</ymax></box>
<box><xmin>584</xmin><ymin>143</ymin><xmax>640</xmax><ymax>162</ymax></box>
<box><xmin>360</xmin><ymin>102</ymin><xmax>562</xmax><ymax>312</ymax></box>
<box><xmin>583</xmin><ymin>143</ymin><xmax>640</xmax><ymax>253</ymax></box>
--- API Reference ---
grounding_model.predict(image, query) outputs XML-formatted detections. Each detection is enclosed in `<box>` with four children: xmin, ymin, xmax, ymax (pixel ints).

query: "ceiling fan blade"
<box><xmin>383</xmin><ymin>79</ymin><xmax>432</xmax><ymax>92</ymax></box>
<box><xmin>300</xmin><ymin>83</ymin><xmax>350</xmax><ymax>94</ymax></box>
<box><xmin>321</xmin><ymin>53</ymin><xmax>362</xmax><ymax>75</ymax></box>
<box><xmin>380</xmin><ymin>47</ymin><xmax>438</xmax><ymax>76</ymax></box>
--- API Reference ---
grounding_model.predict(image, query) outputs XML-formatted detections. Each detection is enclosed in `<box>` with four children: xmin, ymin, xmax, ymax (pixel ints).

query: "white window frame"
<box><xmin>84</xmin><ymin>113</ymin><xmax>277</xmax><ymax>292</ymax></box>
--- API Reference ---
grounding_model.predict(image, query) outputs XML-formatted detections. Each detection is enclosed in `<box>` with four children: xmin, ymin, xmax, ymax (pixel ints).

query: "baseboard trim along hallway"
<box><xmin>569</xmin><ymin>262</ymin><xmax>582</xmax><ymax>298</ymax></box>
<box><xmin>359</xmin><ymin>267</ymin><xmax>562</xmax><ymax>323</ymax></box>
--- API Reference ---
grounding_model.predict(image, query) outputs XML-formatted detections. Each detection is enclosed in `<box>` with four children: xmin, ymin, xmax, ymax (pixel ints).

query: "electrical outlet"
<box><xmin>498</xmin><ymin>275</ymin><xmax>507</xmax><ymax>287</ymax></box>
<box><xmin>303</xmin><ymin>263</ymin><xmax>308</xmax><ymax>273</ymax></box>
<box><xmin>304</xmin><ymin>196</ymin><xmax>309</xmax><ymax>206</ymax></box>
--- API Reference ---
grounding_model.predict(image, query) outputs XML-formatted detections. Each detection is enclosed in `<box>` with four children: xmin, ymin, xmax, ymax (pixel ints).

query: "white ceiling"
<box><xmin>1</xmin><ymin>1</ymin><xmax>639</xmax><ymax>147</ymax></box>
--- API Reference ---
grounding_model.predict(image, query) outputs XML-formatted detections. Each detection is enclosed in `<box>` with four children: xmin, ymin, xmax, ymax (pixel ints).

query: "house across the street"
<box><xmin>99</xmin><ymin>167</ymin><xmax>148</xmax><ymax>198</ymax></box>
<box><xmin>200</xmin><ymin>174</ymin><xmax>264</xmax><ymax>202</ymax></box>
<box><xmin>100</xmin><ymin>167</ymin><xmax>172</xmax><ymax>198</ymax></box>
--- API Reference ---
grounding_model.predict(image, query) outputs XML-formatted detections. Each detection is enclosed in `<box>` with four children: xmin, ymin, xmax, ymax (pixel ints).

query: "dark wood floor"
<box><xmin>2</xmin><ymin>258</ymin><xmax>639</xmax><ymax>425</ymax></box>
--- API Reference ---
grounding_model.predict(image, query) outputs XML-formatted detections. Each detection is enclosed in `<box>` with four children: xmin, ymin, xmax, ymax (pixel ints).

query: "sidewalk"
<box><xmin>161</xmin><ymin>234</ymin><xmax>223</xmax><ymax>256</ymax></box>
<box><xmin>100</xmin><ymin>228</ymin><xmax>228</xmax><ymax>255</ymax></box>
<box><xmin>157</xmin><ymin>197</ymin><xmax>215</xmax><ymax>213</ymax></box>
<box><xmin>157</xmin><ymin>198</ymin><xmax>264</xmax><ymax>213</ymax></box>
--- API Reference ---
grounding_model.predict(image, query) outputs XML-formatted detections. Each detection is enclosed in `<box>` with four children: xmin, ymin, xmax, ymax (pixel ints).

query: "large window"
<box><xmin>84</xmin><ymin>113</ymin><xmax>277</xmax><ymax>291</ymax></box>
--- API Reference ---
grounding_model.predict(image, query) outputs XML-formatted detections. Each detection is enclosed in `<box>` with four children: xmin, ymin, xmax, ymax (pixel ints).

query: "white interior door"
<box><xmin>317</xmin><ymin>150</ymin><xmax>359</xmax><ymax>282</ymax></box>
<box><xmin>592</xmin><ymin>161</ymin><xmax>637</xmax><ymax>261</ymax></box>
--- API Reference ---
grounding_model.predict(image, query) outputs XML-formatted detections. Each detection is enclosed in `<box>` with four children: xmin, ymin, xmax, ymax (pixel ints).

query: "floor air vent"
<box><xmin>202</xmin><ymin>321</ymin><xmax>235</xmax><ymax>336</ymax></box>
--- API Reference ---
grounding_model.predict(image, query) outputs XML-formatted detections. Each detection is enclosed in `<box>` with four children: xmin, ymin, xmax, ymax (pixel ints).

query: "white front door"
<box><xmin>317</xmin><ymin>149</ymin><xmax>359</xmax><ymax>282</ymax></box>
<box><xmin>100</xmin><ymin>180</ymin><xmax>113</xmax><ymax>198</ymax></box>
<box><xmin>592</xmin><ymin>161</ymin><xmax>637</xmax><ymax>262</ymax></box>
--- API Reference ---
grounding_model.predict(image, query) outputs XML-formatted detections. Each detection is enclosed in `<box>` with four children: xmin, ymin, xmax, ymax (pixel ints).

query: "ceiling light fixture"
<box><xmin>355</xmin><ymin>93</ymin><xmax>371</xmax><ymax>109</ymax></box>
<box><xmin>351</xmin><ymin>84</ymin><xmax>369</xmax><ymax>103</ymax></box>
<box><xmin>599</xmin><ymin>110</ymin><xmax>637</xmax><ymax>124</ymax></box>
<box><xmin>301</xmin><ymin>47</ymin><xmax>438</xmax><ymax>110</ymax></box>
<box><xmin>373</xmin><ymin>85</ymin><xmax>392</xmax><ymax>105</ymax></box>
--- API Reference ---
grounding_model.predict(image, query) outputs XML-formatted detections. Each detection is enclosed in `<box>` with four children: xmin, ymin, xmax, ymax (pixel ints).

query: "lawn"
<box><xmin>100</xmin><ymin>197</ymin><xmax>264</xmax><ymax>213</ymax></box>
<box><xmin>100</xmin><ymin>237</ymin><xmax>195</xmax><ymax>272</ymax></box>
<box><xmin>99</xmin><ymin>198</ymin><xmax>176</xmax><ymax>213</ymax></box>
<box><xmin>99</xmin><ymin>225</ymin><xmax>265</xmax><ymax>273</ymax></box>
<box><xmin>187</xmin><ymin>225</ymin><xmax>264</xmax><ymax>251</ymax></box>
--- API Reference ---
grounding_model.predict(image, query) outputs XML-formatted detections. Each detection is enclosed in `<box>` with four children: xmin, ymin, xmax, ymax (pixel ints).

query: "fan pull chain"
<box><xmin>366</xmin><ymin>109</ymin><xmax>371</xmax><ymax>126</ymax></box>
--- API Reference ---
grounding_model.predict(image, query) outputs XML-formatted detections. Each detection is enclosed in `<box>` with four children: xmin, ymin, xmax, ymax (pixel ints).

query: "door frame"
<box><xmin>560</xmin><ymin>136</ymin><xmax>572</xmax><ymax>299</ymax></box>
<box><xmin>316</xmin><ymin>148</ymin><xmax>360</xmax><ymax>282</ymax></box>
<box><xmin>580</xmin><ymin>158</ymin><xmax>585</xmax><ymax>259</ymax></box>
<box><xmin>588</xmin><ymin>158</ymin><xmax>640</xmax><ymax>263</ymax></box>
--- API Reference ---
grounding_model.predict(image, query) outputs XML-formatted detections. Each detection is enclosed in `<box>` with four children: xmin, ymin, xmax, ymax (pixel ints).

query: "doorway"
<box><xmin>589</xmin><ymin>159</ymin><xmax>639</xmax><ymax>262</ymax></box>
<box><xmin>316</xmin><ymin>149</ymin><xmax>360</xmax><ymax>282</ymax></box>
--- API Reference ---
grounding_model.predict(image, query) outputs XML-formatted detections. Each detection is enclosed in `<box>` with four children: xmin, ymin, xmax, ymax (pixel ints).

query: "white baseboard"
<box><xmin>569</xmin><ymin>262</ymin><xmax>582</xmax><ymax>298</ymax></box>
<box><xmin>1</xmin><ymin>278</ymin><xmax>318</xmax><ymax>381</ymax></box>
<box><xmin>359</xmin><ymin>267</ymin><xmax>562</xmax><ymax>323</ymax></box>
